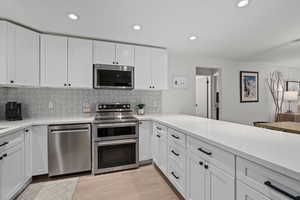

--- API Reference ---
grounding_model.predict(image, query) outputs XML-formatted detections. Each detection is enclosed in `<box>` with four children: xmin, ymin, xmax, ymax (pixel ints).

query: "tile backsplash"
<box><xmin>1</xmin><ymin>88</ymin><xmax>162</xmax><ymax>119</ymax></box>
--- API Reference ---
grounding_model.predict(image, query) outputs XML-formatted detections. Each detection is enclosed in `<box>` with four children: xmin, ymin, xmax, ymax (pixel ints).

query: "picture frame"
<box><xmin>240</xmin><ymin>71</ymin><xmax>259</xmax><ymax>103</ymax></box>
<box><xmin>286</xmin><ymin>81</ymin><xmax>300</xmax><ymax>95</ymax></box>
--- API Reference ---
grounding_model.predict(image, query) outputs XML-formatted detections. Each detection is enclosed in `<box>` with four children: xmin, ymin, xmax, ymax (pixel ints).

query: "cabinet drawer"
<box><xmin>168</xmin><ymin>128</ymin><xmax>186</xmax><ymax>148</ymax></box>
<box><xmin>153</xmin><ymin>123</ymin><xmax>167</xmax><ymax>141</ymax></box>
<box><xmin>168</xmin><ymin>159</ymin><xmax>185</xmax><ymax>197</ymax></box>
<box><xmin>188</xmin><ymin>136</ymin><xmax>235</xmax><ymax>175</ymax></box>
<box><xmin>168</xmin><ymin>141</ymin><xmax>186</xmax><ymax>171</ymax></box>
<box><xmin>237</xmin><ymin>157</ymin><xmax>300</xmax><ymax>199</ymax></box>
<box><xmin>0</xmin><ymin>130</ymin><xmax>24</xmax><ymax>150</ymax></box>
<box><xmin>237</xmin><ymin>180</ymin><xmax>271</xmax><ymax>200</ymax></box>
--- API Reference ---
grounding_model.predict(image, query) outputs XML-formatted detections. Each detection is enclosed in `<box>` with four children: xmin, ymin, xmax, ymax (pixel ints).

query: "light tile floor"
<box><xmin>17</xmin><ymin>165</ymin><xmax>183</xmax><ymax>200</ymax></box>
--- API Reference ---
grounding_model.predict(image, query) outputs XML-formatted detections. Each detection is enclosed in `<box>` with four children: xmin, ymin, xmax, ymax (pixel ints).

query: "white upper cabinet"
<box><xmin>0</xmin><ymin>21</ymin><xmax>7</xmax><ymax>84</ymax></box>
<box><xmin>93</xmin><ymin>41</ymin><xmax>135</xmax><ymax>66</ymax></box>
<box><xmin>93</xmin><ymin>41</ymin><xmax>116</xmax><ymax>65</ymax></box>
<box><xmin>68</xmin><ymin>38</ymin><xmax>93</xmax><ymax>88</ymax></box>
<box><xmin>134</xmin><ymin>47</ymin><xmax>168</xmax><ymax>90</ymax></box>
<box><xmin>0</xmin><ymin>21</ymin><xmax>39</xmax><ymax>86</ymax></box>
<box><xmin>151</xmin><ymin>48</ymin><xmax>168</xmax><ymax>90</ymax></box>
<box><xmin>135</xmin><ymin>46</ymin><xmax>152</xmax><ymax>89</ymax></box>
<box><xmin>41</xmin><ymin>34</ymin><xmax>68</xmax><ymax>88</ymax></box>
<box><xmin>115</xmin><ymin>44</ymin><xmax>135</xmax><ymax>66</ymax></box>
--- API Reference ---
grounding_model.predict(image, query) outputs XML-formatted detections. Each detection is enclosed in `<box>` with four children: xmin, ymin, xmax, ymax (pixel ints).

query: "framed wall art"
<box><xmin>240</xmin><ymin>71</ymin><xmax>259</xmax><ymax>103</ymax></box>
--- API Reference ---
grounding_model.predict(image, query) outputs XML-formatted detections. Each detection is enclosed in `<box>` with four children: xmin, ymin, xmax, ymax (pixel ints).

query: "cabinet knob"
<box><xmin>3</xmin><ymin>153</ymin><xmax>7</xmax><ymax>158</ymax></box>
<box><xmin>10</xmin><ymin>80</ymin><xmax>14</xmax><ymax>83</ymax></box>
<box><xmin>68</xmin><ymin>83</ymin><xmax>71</xmax><ymax>86</ymax></box>
<box><xmin>25</xmin><ymin>129</ymin><xmax>29</xmax><ymax>132</ymax></box>
<box><xmin>64</xmin><ymin>83</ymin><xmax>67</xmax><ymax>86</ymax></box>
<box><xmin>204</xmin><ymin>164</ymin><xmax>209</xmax><ymax>169</ymax></box>
<box><xmin>199</xmin><ymin>161</ymin><xmax>203</xmax><ymax>166</ymax></box>
<box><xmin>0</xmin><ymin>156</ymin><xmax>2</xmax><ymax>160</ymax></box>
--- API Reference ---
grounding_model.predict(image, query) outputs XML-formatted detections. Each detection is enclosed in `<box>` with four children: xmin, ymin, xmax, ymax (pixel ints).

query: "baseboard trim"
<box><xmin>11</xmin><ymin>177</ymin><xmax>32</xmax><ymax>200</ymax></box>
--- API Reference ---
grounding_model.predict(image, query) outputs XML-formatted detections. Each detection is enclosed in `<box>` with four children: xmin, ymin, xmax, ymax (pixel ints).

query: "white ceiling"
<box><xmin>1</xmin><ymin>0</ymin><xmax>300</xmax><ymax>61</ymax></box>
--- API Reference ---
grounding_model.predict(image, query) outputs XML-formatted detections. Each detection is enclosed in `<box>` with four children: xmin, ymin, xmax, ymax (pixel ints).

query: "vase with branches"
<box><xmin>265</xmin><ymin>71</ymin><xmax>285</xmax><ymax>122</ymax></box>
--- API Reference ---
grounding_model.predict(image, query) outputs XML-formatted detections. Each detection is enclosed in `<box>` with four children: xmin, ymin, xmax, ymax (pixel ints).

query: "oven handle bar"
<box><xmin>94</xmin><ymin>122</ymin><xmax>137</xmax><ymax>128</ymax></box>
<box><xmin>96</xmin><ymin>139</ymin><xmax>137</xmax><ymax>146</ymax></box>
<box><xmin>50</xmin><ymin>129</ymin><xmax>89</xmax><ymax>134</ymax></box>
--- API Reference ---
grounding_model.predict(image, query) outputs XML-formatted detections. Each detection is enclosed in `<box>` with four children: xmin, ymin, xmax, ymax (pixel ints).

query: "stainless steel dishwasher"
<box><xmin>48</xmin><ymin>124</ymin><xmax>91</xmax><ymax>177</ymax></box>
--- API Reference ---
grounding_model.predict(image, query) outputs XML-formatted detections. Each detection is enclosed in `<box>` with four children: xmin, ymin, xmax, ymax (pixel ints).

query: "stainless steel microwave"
<box><xmin>93</xmin><ymin>64</ymin><xmax>134</xmax><ymax>90</ymax></box>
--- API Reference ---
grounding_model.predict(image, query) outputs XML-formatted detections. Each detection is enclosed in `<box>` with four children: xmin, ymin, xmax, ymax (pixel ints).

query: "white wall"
<box><xmin>162</xmin><ymin>53</ymin><xmax>300</xmax><ymax>125</ymax></box>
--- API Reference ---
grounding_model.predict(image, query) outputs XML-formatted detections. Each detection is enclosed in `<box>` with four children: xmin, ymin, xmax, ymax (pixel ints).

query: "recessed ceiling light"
<box><xmin>68</xmin><ymin>13</ymin><xmax>79</xmax><ymax>20</ymax></box>
<box><xmin>132</xmin><ymin>25</ymin><xmax>142</xmax><ymax>30</ymax></box>
<box><xmin>237</xmin><ymin>0</ymin><xmax>249</xmax><ymax>8</ymax></box>
<box><xmin>189</xmin><ymin>36</ymin><xmax>197</xmax><ymax>41</ymax></box>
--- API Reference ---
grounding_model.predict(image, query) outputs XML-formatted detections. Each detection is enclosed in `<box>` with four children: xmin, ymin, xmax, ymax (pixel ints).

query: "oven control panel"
<box><xmin>96</xmin><ymin>103</ymin><xmax>131</xmax><ymax>112</ymax></box>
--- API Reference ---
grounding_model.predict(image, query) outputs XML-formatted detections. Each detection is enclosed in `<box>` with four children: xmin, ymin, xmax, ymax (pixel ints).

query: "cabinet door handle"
<box><xmin>264</xmin><ymin>181</ymin><xmax>300</xmax><ymax>200</ymax></box>
<box><xmin>156</xmin><ymin>134</ymin><xmax>161</xmax><ymax>138</ymax></box>
<box><xmin>2</xmin><ymin>153</ymin><xmax>7</xmax><ymax>158</ymax></box>
<box><xmin>156</xmin><ymin>127</ymin><xmax>162</xmax><ymax>131</ymax></box>
<box><xmin>199</xmin><ymin>161</ymin><xmax>203</xmax><ymax>166</ymax></box>
<box><xmin>198</xmin><ymin>147</ymin><xmax>212</xmax><ymax>156</ymax></box>
<box><xmin>204</xmin><ymin>164</ymin><xmax>209</xmax><ymax>169</ymax></box>
<box><xmin>0</xmin><ymin>156</ymin><xmax>2</xmax><ymax>160</ymax></box>
<box><xmin>0</xmin><ymin>142</ymin><xmax>8</xmax><ymax>147</ymax></box>
<box><xmin>171</xmin><ymin>150</ymin><xmax>180</xmax><ymax>157</ymax></box>
<box><xmin>171</xmin><ymin>134</ymin><xmax>180</xmax><ymax>140</ymax></box>
<box><xmin>171</xmin><ymin>172</ymin><xmax>179</xmax><ymax>179</ymax></box>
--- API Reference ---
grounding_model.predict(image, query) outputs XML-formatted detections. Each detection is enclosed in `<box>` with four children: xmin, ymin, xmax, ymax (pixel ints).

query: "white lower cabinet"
<box><xmin>139</xmin><ymin>121</ymin><xmax>152</xmax><ymax>162</ymax></box>
<box><xmin>237</xmin><ymin>180</ymin><xmax>270</xmax><ymax>200</ymax></box>
<box><xmin>0</xmin><ymin>131</ymin><xmax>26</xmax><ymax>200</ymax></box>
<box><xmin>24</xmin><ymin>128</ymin><xmax>32</xmax><ymax>181</ymax></box>
<box><xmin>31</xmin><ymin>126</ymin><xmax>48</xmax><ymax>176</ymax></box>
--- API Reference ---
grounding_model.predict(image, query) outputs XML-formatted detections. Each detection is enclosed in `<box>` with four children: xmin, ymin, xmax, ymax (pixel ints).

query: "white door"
<box><xmin>139</xmin><ymin>121</ymin><xmax>152</xmax><ymax>162</ymax></box>
<box><xmin>116</xmin><ymin>44</ymin><xmax>135</xmax><ymax>66</ymax></box>
<box><xmin>159</xmin><ymin>139</ymin><xmax>168</xmax><ymax>174</ymax></box>
<box><xmin>152</xmin><ymin>131</ymin><xmax>160</xmax><ymax>165</ymax></box>
<box><xmin>134</xmin><ymin>46</ymin><xmax>152</xmax><ymax>90</ymax></box>
<box><xmin>31</xmin><ymin>126</ymin><xmax>48</xmax><ymax>176</ymax></box>
<box><xmin>151</xmin><ymin>48</ymin><xmax>168</xmax><ymax>90</ymax></box>
<box><xmin>1</xmin><ymin>142</ymin><xmax>25</xmax><ymax>200</ymax></box>
<box><xmin>8</xmin><ymin>24</ymin><xmax>39</xmax><ymax>86</ymax></box>
<box><xmin>0</xmin><ymin>21</ymin><xmax>7</xmax><ymax>84</ymax></box>
<box><xmin>41</xmin><ymin>34</ymin><xmax>68</xmax><ymax>88</ymax></box>
<box><xmin>93</xmin><ymin>41</ymin><xmax>116</xmax><ymax>65</ymax></box>
<box><xmin>195</xmin><ymin>76</ymin><xmax>211</xmax><ymax>118</ymax></box>
<box><xmin>237</xmin><ymin>181</ymin><xmax>271</xmax><ymax>200</ymax></box>
<box><xmin>205</xmin><ymin>163</ymin><xmax>234</xmax><ymax>200</ymax></box>
<box><xmin>187</xmin><ymin>155</ymin><xmax>205</xmax><ymax>200</ymax></box>
<box><xmin>24</xmin><ymin>128</ymin><xmax>32</xmax><ymax>181</ymax></box>
<box><xmin>68</xmin><ymin>38</ymin><xmax>93</xmax><ymax>88</ymax></box>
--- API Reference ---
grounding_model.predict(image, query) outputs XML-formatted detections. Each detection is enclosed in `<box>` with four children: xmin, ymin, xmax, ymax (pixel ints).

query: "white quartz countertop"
<box><xmin>1</xmin><ymin>114</ymin><xmax>300</xmax><ymax>181</ymax></box>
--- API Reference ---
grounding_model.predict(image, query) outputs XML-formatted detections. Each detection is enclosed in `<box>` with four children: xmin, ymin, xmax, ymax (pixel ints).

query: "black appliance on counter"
<box><xmin>5</xmin><ymin>102</ymin><xmax>22</xmax><ymax>121</ymax></box>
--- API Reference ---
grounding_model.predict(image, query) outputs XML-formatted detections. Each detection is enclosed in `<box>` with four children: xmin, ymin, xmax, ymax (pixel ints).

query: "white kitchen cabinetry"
<box><xmin>152</xmin><ymin>123</ymin><xmax>168</xmax><ymax>175</ymax></box>
<box><xmin>93</xmin><ymin>41</ymin><xmax>135</xmax><ymax>66</ymax></box>
<box><xmin>135</xmin><ymin>47</ymin><xmax>168</xmax><ymax>90</ymax></box>
<box><xmin>0</xmin><ymin>21</ymin><xmax>39</xmax><ymax>87</ymax></box>
<box><xmin>24</xmin><ymin>128</ymin><xmax>32</xmax><ymax>181</ymax></box>
<box><xmin>31</xmin><ymin>126</ymin><xmax>48</xmax><ymax>176</ymax></box>
<box><xmin>139</xmin><ymin>121</ymin><xmax>152</xmax><ymax>162</ymax></box>
<box><xmin>68</xmin><ymin>38</ymin><xmax>93</xmax><ymax>88</ymax></box>
<box><xmin>237</xmin><ymin>181</ymin><xmax>270</xmax><ymax>200</ymax></box>
<box><xmin>0</xmin><ymin>131</ymin><xmax>25</xmax><ymax>200</ymax></box>
<box><xmin>150</xmin><ymin>48</ymin><xmax>168</xmax><ymax>90</ymax></box>
<box><xmin>41</xmin><ymin>34</ymin><xmax>68</xmax><ymax>88</ymax></box>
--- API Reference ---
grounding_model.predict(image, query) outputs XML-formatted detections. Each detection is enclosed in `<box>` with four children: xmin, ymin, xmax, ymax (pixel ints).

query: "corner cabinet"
<box><xmin>93</xmin><ymin>41</ymin><xmax>135</xmax><ymax>66</ymax></box>
<box><xmin>0</xmin><ymin>21</ymin><xmax>39</xmax><ymax>87</ymax></box>
<box><xmin>135</xmin><ymin>47</ymin><xmax>168</xmax><ymax>90</ymax></box>
<box><xmin>41</xmin><ymin>35</ymin><xmax>93</xmax><ymax>88</ymax></box>
<box><xmin>152</xmin><ymin>123</ymin><xmax>168</xmax><ymax>174</ymax></box>
<box><xmin>139</xmin><ymin>121</ymin><xmax>153</xmax><ymax>162</ymax></box>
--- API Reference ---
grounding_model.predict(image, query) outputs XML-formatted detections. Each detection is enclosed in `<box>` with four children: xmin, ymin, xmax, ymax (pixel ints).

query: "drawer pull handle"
<box><xmin>198</xmin><ymin>148</ymin><xmax>212</xmax><ymax>156</ymax></box>
<box><xmin>171</xmin><ymin>150</ymin><xmax>180</xmax><ymax>156</ymax></box>
<box><xmin>264</xmin><ymin>181</ymin><xmax>300</xmax><ymax>200</ymax></box>
<box><xmin>156</xmin><ymin>127</ymin><xmax>162</xmax><ymax>131</ymax></box>
<box><xmin>3</xmin><ymin>153</ymin><xmax>7</xmax><ymax>158</ymax></box>
<box><xmin>171</xmin><ymin>134</ymin><xmax>180</xmax><ymax>139</ymax></box>
<box><xmin>0</xmin><ymin>142</ymin><xmax>8</xmax><ymax>147</ymax></box>
<box><xmin>156</xmin><ymin>135</ymin><xmax>161</xmax><ymax>138</ymax></box>
<box><xmin>171</xmin><ymin>172</ymin><xmax>179</xmax><ymax>179</ymax></box>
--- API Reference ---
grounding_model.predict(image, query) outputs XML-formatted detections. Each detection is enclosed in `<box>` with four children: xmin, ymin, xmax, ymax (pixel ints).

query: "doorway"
<box><xmin>195</xmin><ymin>67</ymin><xmax>220</xmax><ymax>120</ymax></box>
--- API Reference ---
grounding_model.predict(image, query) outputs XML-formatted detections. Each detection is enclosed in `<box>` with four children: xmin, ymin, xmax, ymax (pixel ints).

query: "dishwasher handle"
<box><xmin>50</xmin><ymin>129</ymin><xmax>89</xmax><ymax>134</ymax></box>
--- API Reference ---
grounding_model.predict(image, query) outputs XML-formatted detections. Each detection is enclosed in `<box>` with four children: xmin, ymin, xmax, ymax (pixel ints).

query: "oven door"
<box><xmin>93</xmin><ymin>139</ymin><xmax>139</xmax><ymax>174</ymax></box>
<box><xmin>94</xmin><ymin>64</ymin><xmax>134</xmax><ymax>89</ymax></box>
<box><xmin>93</xmin><ymin>122</ymin><xmax>138</xmax><ymax>141</ymax></box>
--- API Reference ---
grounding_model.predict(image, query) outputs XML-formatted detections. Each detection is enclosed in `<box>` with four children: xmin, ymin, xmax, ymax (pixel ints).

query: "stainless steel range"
<box><xmin>92</xmin><ymin>103</ymin><xmax>139</xmax><ymax>175</ymax></box>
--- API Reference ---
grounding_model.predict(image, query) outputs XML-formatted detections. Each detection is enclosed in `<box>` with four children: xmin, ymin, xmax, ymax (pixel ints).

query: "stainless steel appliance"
<box><xmin>5</xmin><ymin>102</ymin><xmax>22</xmax><ymax>121</ymax></box>
<box><xmin>92</xmin><ymin>103</ymin><xmax>139</xmax><ymax>174</ymax></box>
<box><xmin>93</xmin><ymin>64</ymin><xmax>134</xmax><ymax>90</ymax></box>
<box><xmin>48</xmin><ymin>124</ymin><xmax>91</xmax><ymax>177</ymax></box>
